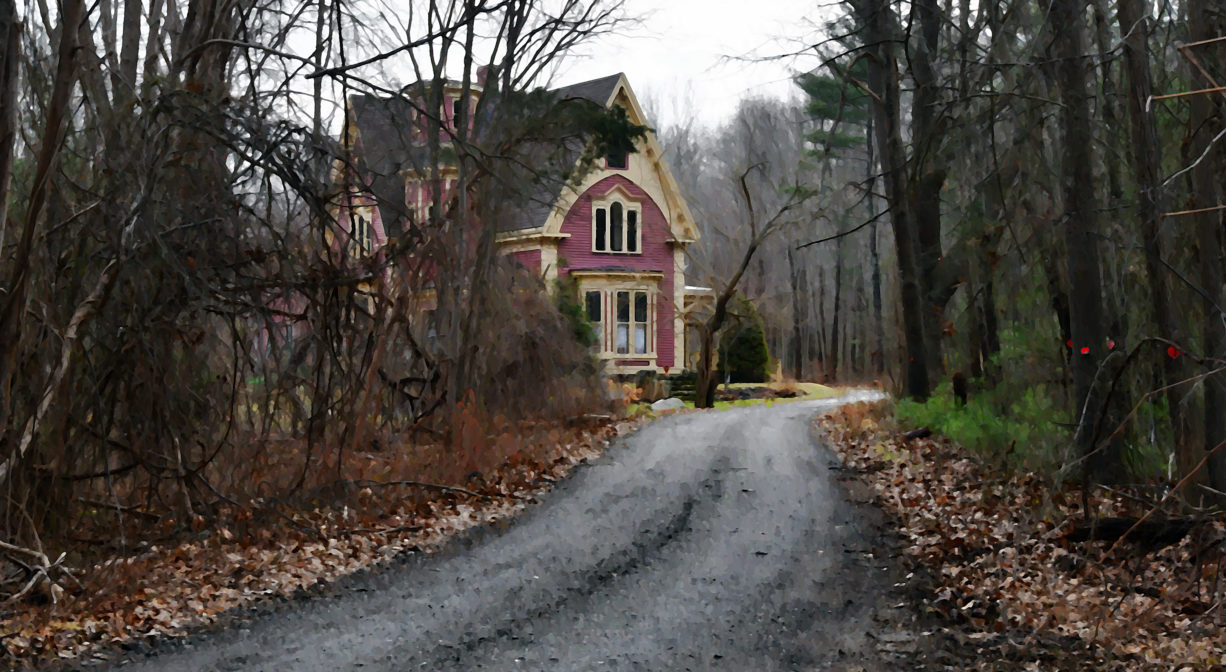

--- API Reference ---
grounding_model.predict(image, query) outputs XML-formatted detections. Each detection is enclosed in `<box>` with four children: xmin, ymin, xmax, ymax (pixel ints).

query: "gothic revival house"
<box><xmin>344</xmin><ymin>72</ymin><xmax>702</xmax><ymax>375</ymax></box>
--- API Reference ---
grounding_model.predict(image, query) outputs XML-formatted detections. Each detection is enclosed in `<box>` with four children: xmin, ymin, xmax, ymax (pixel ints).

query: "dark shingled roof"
<box><xmin>551</xmin><ymin>72</ymin><xmax>623</xmax><ymax>106</ymax></box>
<box><xmin>491</xmin><ymin>73</ymin><xmax>624</xmax><ymax>233</ymax></box>
<box><xmin>348</xmin><ymin>73</ymin><xmax>626</xmax><ymax>235</ymax></box>
<box><xmin>348</xmin><ymin>94</ymin><xmax>420</xmax><ymax>237</ymax></box>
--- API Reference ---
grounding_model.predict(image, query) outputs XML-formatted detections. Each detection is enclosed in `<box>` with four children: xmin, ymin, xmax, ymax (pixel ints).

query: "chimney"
<box><xmin>477</xmin><ymin>65</ymin><xmax>490</xmax><ymax>87</ymax></box>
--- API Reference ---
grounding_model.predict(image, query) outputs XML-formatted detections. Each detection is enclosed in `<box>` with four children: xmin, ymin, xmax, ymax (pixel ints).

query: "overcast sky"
<box><xmin>552</xmin><ymin>0</ymin><xmax>832</xmax><ymax>132</ymax></box>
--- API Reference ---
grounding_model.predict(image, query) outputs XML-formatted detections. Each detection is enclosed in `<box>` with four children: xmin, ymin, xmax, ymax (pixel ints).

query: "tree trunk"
<box><xmin>1187</xmin><ymin>0</ymin><xmax>1226</xmax><ymax>496</ymax></box>
<box><xmin>869</xmin><ymin>223</ymin><xmax>884</xmax><ymax>375</ymax></box>
<box><xmin>0</xmin><ymin>0</ymin><xmax>85</xmax><ymax>468</ymax></box>
<box><xmin>855</xmin><ymin>0</ymin><xmax>929</xmax><ymax>399</ymax></box>
<box><xmin>696</xmin><ymin>241</ymin><xmax>760</xmax><ymax>408</ymax></box>
<box><xmin>980</xmin><ymin>269</ymin><xmax>1000</xmax><ymax>378</ymax></box>
<box><xmin>867</xmin><ymin>118</ymin><xmax>884</xmax><ymax>376</ymax></box>
<box><xmin>0</xmin><ymin>0</ymin><xmax>19</xmax><ymax>246</ymax></box>
<box><xmin>788</xmin><ymin>245</ymin><xmax>806</xmax><ymax>381</ymax></box>
<box><xmin>816</xmin><ymin>264</ymin><xmax>827</xmax><ymax>373</ymax></box>
<box><xmin>117</xmin><ymin>0</ymin><xmax>142</xmax><ymax>96</ymax></box>
<box><xmin>1118</xmin><ymin>0</ymin><xmax>1191</xmax><ymax>481</ymax></box>
<box><xmin>913</xmin><ymin>168</ymin><xmax>948</xmax><ymax>379</ymax></box>
<box><xmin>827</xmin><ymin>233</ymin><xmax>843</xmax><ymax>381</ymax></box>
<box><xmin>910</xmin><ymin>0</ymin><xmax>949</xmax><ymax>381</ymax></box>
<box><xmin>1050</xmin><ymin>0</ymin><xmax>1117</xmax><ymax>482</ymax></box>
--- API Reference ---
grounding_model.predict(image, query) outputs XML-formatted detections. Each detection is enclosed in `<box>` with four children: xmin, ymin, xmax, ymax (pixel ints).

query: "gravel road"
<box><xmin>98</xmin><ymin>391</ymin><xmax>913</xmax><ymax>671</ymax></box>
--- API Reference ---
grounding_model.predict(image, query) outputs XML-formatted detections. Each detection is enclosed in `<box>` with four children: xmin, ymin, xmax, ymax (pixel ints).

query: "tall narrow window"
<box><xmin>614</xmin><ymin>290</ymin><xmax>650</xmax><ymax>355</ymax></box>
<box><xmin>615</xmin><ymin>291</ymin><xmax>630</xmax><ymax>354</ymax></box>
<box><xmin>354</xmin><ymin>215</ymin><xmax>372</xmax><ymax>253</ymax></box>
<box><xmin>610</xmin><ymin>202</ymin><xmax>624</xmax><ymax>252</ymax></box>
<box><xmin>626</xmin><ymin>210</ymin><xmax>638</xmax><ymax>253</ymax></box>
<box><xmin>634</xmin><ymin>291</ymin><xmax>648</xmax><ymax>354</ymax></box>
<box><xmin>595</xmin><ymin>208</ymin><xmax>607</xmax><ymax>251</ymax></box>
<box><xmin>586</xmin><ymin>290</ymin><xmax>602</xmax><ymax>323</ymax></box>
<box><xmin>586</xmin><ymin>291</ymin><xmax>602</xmax><ymax>350</ymax></box>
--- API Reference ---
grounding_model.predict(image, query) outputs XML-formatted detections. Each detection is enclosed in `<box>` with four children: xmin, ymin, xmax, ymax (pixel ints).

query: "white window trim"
<box><xmin>583</xmin><ymin>286</ymin><xmax>656</xmax><ymax>358</ymax></box>
<box><xmin>584</xmin><ymin>289</ymin><xmax>603</xmax><ymax>353</ymax></box>
<box><xmin>612</xmin><ymin>288</ymin><xmax>651</xmax><ymax>356</ymax></box>
<box><xmin>591</xmin><ymin>194</ymin><xmax>642</xmax><ymax>255</ymax></box>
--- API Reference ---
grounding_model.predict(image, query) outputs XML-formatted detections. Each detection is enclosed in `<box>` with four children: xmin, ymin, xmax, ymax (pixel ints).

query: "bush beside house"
<box><xmin>718</xmin><ymin>316</ymin><xmax>770</xmax><ymax>383</ymax></box>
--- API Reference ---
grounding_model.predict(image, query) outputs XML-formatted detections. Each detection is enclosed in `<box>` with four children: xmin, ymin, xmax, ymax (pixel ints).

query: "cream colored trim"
<box><xmin>495</xmin><ymin>229</ymin><xmax>570</xmax><ymax>244</ymax></box>
<box><xmin>499</xmin><ymin>240</ymin><xmax>543</xmax><ymax>254</ymax></box>
<box><xmin>603</xmin><ymin>358</ymin><xmax>661</xmax><ymax>376</ymax></box>
<box><xmin>590</xmin><ymin>189</ymin><xmax>642</xmax><ymax>254</ymax></box>
<box><xmin>568</xmin><ymin>269</ymin><xmax>664</xmax><ymax>280</ymax></box>
<box><xmin>673</xmin><ymin>246</ymin><xmax>686</xmax><ymax>367</ymax></box>
<box><xmin>540</xmin><ymin>244</ymin><xmax>559</xmax><ymax>285</ymax></box>
<box><xmin>495</xmin><ymin>238</ymin><xmax>561</xmax><ymax>286</ymax></box>
<box><xmin>572</xmin><ymin>276</ymin><xmax>665</xmax><ymax>373</ymax></box>
<box><xmin>540</xmin><ymin>74</ymin><xmax>700</xmax><ymax>243</ymax></box>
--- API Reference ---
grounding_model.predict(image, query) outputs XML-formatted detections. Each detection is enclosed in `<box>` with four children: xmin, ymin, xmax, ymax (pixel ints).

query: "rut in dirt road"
<box><xmin>94</xmin><ymin>392</ymin><xmax>915</xmax><ymax>671</ymax></box>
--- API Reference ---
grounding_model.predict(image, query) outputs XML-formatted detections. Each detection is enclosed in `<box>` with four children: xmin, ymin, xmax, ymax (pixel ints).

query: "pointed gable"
<box><xmin>537</xmin><ymin>74</ymin><xmax>699</xmax><ymax>243</ymax></box>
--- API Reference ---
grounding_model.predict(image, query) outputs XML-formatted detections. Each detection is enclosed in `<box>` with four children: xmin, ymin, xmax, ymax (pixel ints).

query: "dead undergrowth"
<box><xmin>818</xmin><ymin>400</ymin><xmax>1226</xmax><ymax>671</ymax></box>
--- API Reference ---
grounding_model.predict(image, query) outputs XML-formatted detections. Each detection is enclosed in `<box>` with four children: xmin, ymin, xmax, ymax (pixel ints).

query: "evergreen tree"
<box><xmin>718</xmin><ymin>306</ymin><xmax>771</xmax><ymax>384</ymax></box>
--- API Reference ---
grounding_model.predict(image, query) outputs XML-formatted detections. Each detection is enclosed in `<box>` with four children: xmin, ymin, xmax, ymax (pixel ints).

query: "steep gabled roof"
<box><xmin>537</xmin><ymin>74</ymin><xmax>700</xmax><ymax>243</ymax></box>
<box><xmin>345</xmin><ymin>72</ymin><xmax>698</xmax><ymax>242</ymax></box>
<box><xmin>551</xmin><ymin>72</ymin><xmax>623</xmax><ymax>106</ymax></box>
<box><xmin>486</xmin><ymin>74</ymin><xmax>625</xmax><ymax>234</ymax></box>
<box><xmin>347</xmin><ymin>94</ymin><xmax>423</xmax><ymax>235</ymax></box>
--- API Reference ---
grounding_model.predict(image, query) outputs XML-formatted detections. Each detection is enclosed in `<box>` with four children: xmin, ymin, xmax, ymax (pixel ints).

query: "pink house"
<box><xmin>344</xmin><ymin>73</ymin><xmax>701</xmax><ymax>375</ymax></box>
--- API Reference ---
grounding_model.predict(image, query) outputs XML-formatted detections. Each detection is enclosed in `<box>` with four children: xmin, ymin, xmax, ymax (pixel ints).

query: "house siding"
<box><xmin>557</xmin><ymin>175</ymin><xmax>675</xmax><ymax>369</ymax></box>
<box><xmin>509</xmin><ymin>248</ymin><xmax>542</xmax><ymax>274</ymax></box>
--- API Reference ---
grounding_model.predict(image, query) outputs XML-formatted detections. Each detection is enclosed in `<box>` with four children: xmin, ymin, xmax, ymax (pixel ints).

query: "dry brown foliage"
<box><xmin>0</xmin><ymin>414</ymin><xmax>648</xmax><ymax>668</ymax></box>
<box><xmin>819</xmin><ymin>400</ymin><xmax>1226</xmax><ymax>671</ymax></box>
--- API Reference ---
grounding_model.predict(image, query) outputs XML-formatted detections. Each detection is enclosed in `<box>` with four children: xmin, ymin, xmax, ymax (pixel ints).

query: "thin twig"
<box><xmin>355</xmin><ymin>478</ymin><xmax>489</xmax><ymax>500</ymax></box>
<box><xmin>1105</xmin><ymin>441</ymin><xmax>1226</xmax><ymax>557</ymax></box>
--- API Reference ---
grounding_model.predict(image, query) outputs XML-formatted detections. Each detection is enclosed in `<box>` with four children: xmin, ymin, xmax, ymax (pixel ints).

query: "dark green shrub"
<box><xmin>895</xmin><ymin>380</ymin><xmax>1069</xmax><ymax>473</ymax></box>
<box><xmin>718</xmin><ymin>315</ymin><xmax>770</xmax><ymax>383</ymax></box>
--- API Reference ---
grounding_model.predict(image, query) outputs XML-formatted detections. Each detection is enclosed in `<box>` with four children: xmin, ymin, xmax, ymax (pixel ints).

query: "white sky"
<box><xmin>552</xmin><ymin>0</ymin><xmax>829</xmax><ymax>132</ymax></box>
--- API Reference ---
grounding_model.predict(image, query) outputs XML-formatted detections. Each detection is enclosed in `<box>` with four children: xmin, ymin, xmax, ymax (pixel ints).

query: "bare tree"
<box><xmin>692</xmin><ymin>163</ymin><xmax>807</xmax><ymax>407</ymax></box>
<box><xmin>846</xmin><ymin>0</ymin><xmax>930</xmax><ymax>399</ymax></box>
<box><xmin>0</xmin><ymin>0</ymin><xmax>642</xmax><ymax>597</ymax></box>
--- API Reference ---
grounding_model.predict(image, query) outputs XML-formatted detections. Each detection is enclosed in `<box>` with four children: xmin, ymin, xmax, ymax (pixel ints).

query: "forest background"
<box><xmin>0</xmin><ymin>0</ymin><xmax>1224</xmax><ymax>636</ymax></box>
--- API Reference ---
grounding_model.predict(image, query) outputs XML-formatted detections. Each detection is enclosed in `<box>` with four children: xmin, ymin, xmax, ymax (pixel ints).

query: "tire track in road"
<box><xmin>97</xmin><ymin>392</ymin><xmax>904</xmax><ymax>672</ymax></box>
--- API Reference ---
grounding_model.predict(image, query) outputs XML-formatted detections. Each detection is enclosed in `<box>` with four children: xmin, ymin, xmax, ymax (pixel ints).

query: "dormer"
<box><xmin>400</xmin><ymin>78</ymin><xmax>484</xmax><ymax>146</ymax></box>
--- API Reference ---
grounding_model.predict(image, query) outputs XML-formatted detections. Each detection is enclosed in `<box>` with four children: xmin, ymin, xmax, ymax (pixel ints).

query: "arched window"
<box><xmin>595</xmin><ymin>208</ymin><xmax>607</xmax><ymax>250</ymax></box>
<box><xmin>610</xmin><ymin>202</ymin><xmax>623</xmax><ymax>251</ymax></box>
<box><xmin>592</xmin><ymin>198</ymin><xmax>641</xmax><ymax>254</ymax></box>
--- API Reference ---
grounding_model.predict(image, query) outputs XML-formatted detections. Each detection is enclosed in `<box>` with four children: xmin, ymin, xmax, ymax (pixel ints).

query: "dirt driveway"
<box><xmin>93</xmin><ymin>392</ymin><xmax>925</xmax><ymax>671</ymax></box>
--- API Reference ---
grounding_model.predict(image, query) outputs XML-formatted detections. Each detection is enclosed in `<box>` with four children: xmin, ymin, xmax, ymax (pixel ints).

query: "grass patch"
<box><xmin>682</xmin><ymin>381</ymin><xmax>840</xmax><ymax>410</ymax></box>
<box><xmin>895</xmin><ymin>381</ymin><xmax>1069</xmax><ymax>472</ymax></box>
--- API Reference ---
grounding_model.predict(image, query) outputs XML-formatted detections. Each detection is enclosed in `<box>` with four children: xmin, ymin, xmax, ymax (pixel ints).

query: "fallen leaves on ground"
<box><xmin>818</xmin><ymin>400</ymin><xmax>1225</xmax><ymax>671</ymax></box>
<box><xmin>0</xmin><ymin>415</ymin><xmax>652</xmax><ymax>669</ymax></box>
